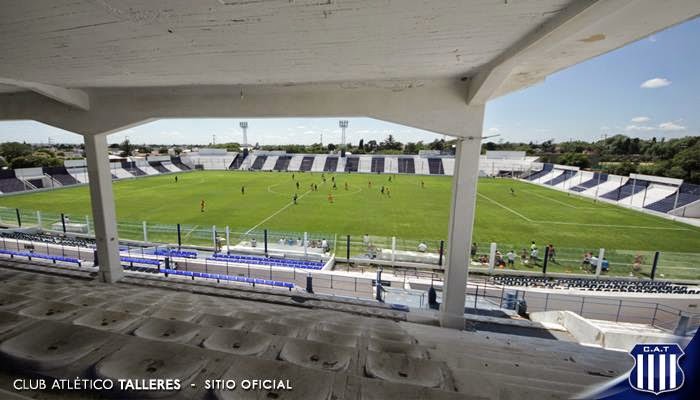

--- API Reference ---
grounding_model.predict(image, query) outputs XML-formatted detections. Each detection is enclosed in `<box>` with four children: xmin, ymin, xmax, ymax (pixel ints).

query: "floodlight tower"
<box><xmin>240</xmin><ymin>121</ymin><xmax>249</xmax><ymax>148</ymax></box>
<box><xmin>339</xmin><ymin>120</ymin><xmax>349</xmax><ymax>157</ymax></box>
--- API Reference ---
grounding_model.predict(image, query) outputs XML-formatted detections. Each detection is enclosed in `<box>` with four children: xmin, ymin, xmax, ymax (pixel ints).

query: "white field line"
<box><xmin>183</xmin><ymin>225</ymin><xmax>199</xmax><ymax>239</ymax></box>
<box><xmin>524</xmin><ymin>189</ymin><xmax>589</xmax><ymax>209</ymax></box>
<box><xmin>478</xmin><ymin>193</ymin><xmax>690</xmax><ymax>231</ymax></box>
<box><xmin>544</xmin><ymin>221</ymin><xmax>690</xmax><ymax>230</ymax></box>
<box><xmin>245</xmin><ymin>189</ymin><xmax>314</xmax><ymax>234</ymax></box>
<box><xmin>477</xmin><ymin>193</ymin><xmax>532</xmax><ymax>222</ymax></box>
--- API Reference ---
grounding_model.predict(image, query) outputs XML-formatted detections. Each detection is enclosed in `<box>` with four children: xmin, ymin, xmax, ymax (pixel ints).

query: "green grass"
<box><xmin>1</xmin><ymin>170</ymin><xmax>698</xmax><ymax>256</ymax></box>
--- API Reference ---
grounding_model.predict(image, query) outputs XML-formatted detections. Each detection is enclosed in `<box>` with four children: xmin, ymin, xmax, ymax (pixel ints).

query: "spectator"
<box><xmin>530</xmin><ymin>247</ymin><xmax>539</xmax><ymax>266</ymax></box>
<box><xmin>494</xmin><ymin>250</ymin><xmax>503</xmax><ymax>266</ymax></box>
<box><xmin>417</xmin><ymin>241</ymin><xmax>428</xmax><ymax>252</ymax></box>
<box><xmin>581</xmin><ymin>252</ymin><xmax>592</xmax><ymax>269</ymax></box>
<box><xmin>547</xmin><ymin>244</ymin><xmax>556</xmax><ymax>263</ymax></box>
<box><xmin>506</xmin><ymin>250</ymin><xmax>516</xmax><ymax>267</ymax></box>
<box><xmin>471</xmin><ymin>242</ymin><xmax>478</xmax><ymax>257</ymax></box>
<box><xmin>321</xmin><ymin>238</ymin><xmax>329</xmax><ymax>253</ymax></box>
<box><xmin>520</xmin><ymin>248</ymin><xmax>528</xmax><ymax>265</ymax></box>
<box><xmin>251</xmin><ymin>238</ymin><xmax>257</xmax><ymax>248</ymax></box>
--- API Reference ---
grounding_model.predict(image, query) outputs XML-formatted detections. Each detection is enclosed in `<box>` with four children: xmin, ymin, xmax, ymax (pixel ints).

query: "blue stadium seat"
<box><xmin>0</xmin><ymin>249</ymin><xmax>81</xmax><ymax>265</ymax></box>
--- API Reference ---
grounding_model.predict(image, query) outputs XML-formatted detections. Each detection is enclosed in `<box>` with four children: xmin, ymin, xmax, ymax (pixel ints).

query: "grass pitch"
<box><xmin>0</xmin><ymin>170</ymin><xmax>698</xmax><ymax>254</ymax></box>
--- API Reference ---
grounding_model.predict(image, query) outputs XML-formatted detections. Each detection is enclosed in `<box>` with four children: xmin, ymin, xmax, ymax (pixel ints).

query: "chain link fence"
<box><xmin>1</xmin><ymin>205</ymin><xmax>698</xmax><ymax>281</ymax></box>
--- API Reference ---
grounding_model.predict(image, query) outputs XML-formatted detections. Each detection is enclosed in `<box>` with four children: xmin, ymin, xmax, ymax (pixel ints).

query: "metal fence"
<box><xmin>1</xmin><ymin>205</ymin><xmax>699</xmax><ymax>281</ymax></box>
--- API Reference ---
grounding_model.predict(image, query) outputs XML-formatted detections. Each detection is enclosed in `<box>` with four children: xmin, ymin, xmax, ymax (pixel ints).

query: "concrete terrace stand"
<box><xmin>0</xmin><ymin>262</ymin><xmax>637</xmax><ymax>399</ymax></box>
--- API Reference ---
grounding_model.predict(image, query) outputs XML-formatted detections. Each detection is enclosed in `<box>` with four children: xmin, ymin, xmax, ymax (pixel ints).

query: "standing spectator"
<box><xmin>530</xmin><ymin>247</ymin><xmax>539</xmax><ymax>266</ymax></box>
<box><xmin>547</xmin><ymin>244</ymin><xmax>557</xmax><ymax>263</ymax></box>
<box><xmin>506</xmin><ymin>250</ymin><xmax>516</xmax><ymax>268</ymax></box>
<box><xmin>471</xmin><ymin>242</ymin><xmax>478</xmax><ymax>257</ymax></box>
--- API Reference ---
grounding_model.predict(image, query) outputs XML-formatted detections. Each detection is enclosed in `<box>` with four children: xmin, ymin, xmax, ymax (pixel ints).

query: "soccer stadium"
<box><xmin>0</xmin><ymin>2</ymin><xmax>699</xmax><ymax>399</ymax></box>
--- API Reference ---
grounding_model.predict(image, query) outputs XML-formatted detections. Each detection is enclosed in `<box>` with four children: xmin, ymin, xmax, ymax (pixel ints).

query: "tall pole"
<box><xmin>240</xmin><ymin>121</ymin><xmax>249</xmax><ymax>148</ymax></box>
<box><xmin>339</xmin><ymin>120</ymin><xmax>348</xmax><ymax>157</ymax></box>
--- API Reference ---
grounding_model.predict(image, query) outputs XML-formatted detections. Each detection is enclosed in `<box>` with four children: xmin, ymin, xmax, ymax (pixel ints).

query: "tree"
<box><xmin>557</xmin><ymin>152</ymin><xmax>590</xmax><ymax>169</ymax></box>
<box><xmin>380</xmin><ymin>135</ymin><xmax>403</xmax><ymax>151</ymax></box>
<box><xmin>358</xmin><ymin>139</ymin><xmax>364</xmax><ymax>152</ymax></box>
<box><xmin>119</xmin><ymin>139</ymin><xmax>133</xmax><ymax>158</ymax></box>
<box><xmin>9</xmin><ymin>154</ymin><xmax>62</xmax><ymax>169</ymax></box>
<box><xmin>327</xmin><ymin>143</ymin><xmax>336</xmax><ymax>152</ymax></box>
<box><xmin>0</xmin><ymin>142</ymin><xmax>32</xmax><ymax>161</ymax></box>
<box><xmin>428</xmin><ymin>139</ymin><xmax>445</xmax><ymax>151</ymax></box>
<box><xmin>366</xmin><ymin>140</ymin><xmax>378</xmax><ymax>153</ymax></box>
<box><xmin>158</xmin><ymin>147</ymin><xmax>169</xmax><ymax>154</ymax></box>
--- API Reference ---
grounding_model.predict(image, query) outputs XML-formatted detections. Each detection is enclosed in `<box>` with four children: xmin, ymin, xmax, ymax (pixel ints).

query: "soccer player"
<box><xmin>386</xmin><ymin>188</ymin><xmax>391</xmax><ymax>198</ymax></box>
<box><xmin>380</xmin><ymin>186</ymin><xmax>385</xmax><ymax>195</ymax></box>
<box><xmin>327</xmin><ymin>193</ymin><xmax>334</xmax><ymax>203</ymax></box>
<box><xmin>421</xmin><ymin>180</ymin><xmax>425</xmax><ymax>188</ymax></box>
<box><xmin>200</xmin><ymin>199</ymin><xmax>206</xmax><ymax>212</ymax></box>
<box><xmin>344</xmin><ymin>182</ymin><xmax>349</xmax><ymax>190</ymax></box>
<box><xmin>368</xmin><ymin>180</ymin><xmax>372</xmax><ymax>188</ymax></box>
<box><xmin>510</xmin><ymin>187</ymin><xmax>515</xmax><ymax>196</ymax></box>
<box><xmin>292</xmin><ymin>173</ymin><xmax>295</xmax><ymax>180</ymax></box>
<box><xmin>296</xmin><ymin>181</ymin><xmax>300</xmax><ymax>190</ymax></box>
<box><xmin>175</xmin><ymin>176</ymin><xmax>178</xmax><ymax>183</ymax></box>
<box><xmin>241</xmin><ymin>186</ymin><xmax>245</xmax><ymax>195</ymax></box>
<box><xmin>333</xmin><ymin>182</ymin><xmax>337</xmax><ymax>190</ymax></box>
<box><xmin>293</xmin><ymin>193</ymin><xmax>298</xmax><ymax>204</ymax></box>
<box><xmin>388</xmin><ymin>176</ymin><xmax>392</xmax><ymax>183</ymax></box>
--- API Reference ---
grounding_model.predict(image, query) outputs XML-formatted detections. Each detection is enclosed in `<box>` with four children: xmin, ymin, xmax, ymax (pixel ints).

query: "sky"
<box><xmin>0</xmin><ymin>16</ymin><xmax>698</xmax><ymax>146</ymax></box>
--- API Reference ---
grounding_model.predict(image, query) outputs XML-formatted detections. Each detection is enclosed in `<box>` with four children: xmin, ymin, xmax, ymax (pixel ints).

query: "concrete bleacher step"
<box><xmin>202</xmin><ymin>328</ymin><xmax>278</xmax><ymax>356</ymax></box>
<box><xmin>0</xmin><ymin>320</ymin><xmax>111</xmax><ymax>371</ymax></box>
<box><xmin>93</xmin><ymin>339</ymin><xmax>212</xmax><ymax>398</ymax></box>
<box><xmin>132</xmin><ymin>317</ymin><xmax>202</xmax><ymax>343</ymax></box>
<box><xmin>72</xmin><ymin>309</ymin><xmax>143</xmax><ymax>333</ymax></box>
<box><xmin>0</xmin><ymin>264</ymin><xmax>634</xmax><ymax>400</ymax></box>
<box><xmin>365</xmin><ymin>351</ymin><xmax>449</xmax><ymax>389</ymax></box>
<box><xmin>279</xmin><ymin>337</ymin><xmax>355</xmax><ymax>372</ymax></box>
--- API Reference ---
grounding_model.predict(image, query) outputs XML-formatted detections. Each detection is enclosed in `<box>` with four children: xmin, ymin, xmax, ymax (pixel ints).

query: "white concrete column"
<box><xmin>488</xmin><ymin>242</ymin><xmax>497</xmax><ymax>273</ymax></box>
<box><xmin>84</xmin><ymin>133</ymin><xmax>123</xmax><ymax>283</ymax></box>
<box><xmin>595</xmin><ymin>248</ymin><xmax>605</xmax><ymax>278</ymax></box>
<box><xmin>440</xmin><ymin>105</ymin><xmax>485</xmax><ymax>329</ymax></box>
<box><xmin>225</xmin><ymin>226</ymin><xmax>230</xmax><ymax>254</ymax></box>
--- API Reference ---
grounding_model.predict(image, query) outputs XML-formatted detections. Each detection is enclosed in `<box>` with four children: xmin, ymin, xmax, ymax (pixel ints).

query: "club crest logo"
<box><xmin>628</xmin><ymin>343</ymin><xmax>685</xmax><ymax>395</ymax></box>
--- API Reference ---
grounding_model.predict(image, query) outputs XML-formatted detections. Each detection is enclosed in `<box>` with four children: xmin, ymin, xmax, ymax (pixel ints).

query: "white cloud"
<box><xmin>658</xmin><ymin>122</ymin><xmax>686</xmax><ymax>131</ymax></box>
<box><xmin>640</xmin><ymin>78</ymin><xmax>671</xmax><ymax>89</ymax></box>
<box><xmin>630</xmin><ymin>116</ymin><xmax>650</xmax><ymax>123</ymax></box>
<box><xmin>625</xmin><ymin>125</ymin><xmax>654</xmax><ymax>132</ymax></box>
<box><xmin>625</xmin><ymin>121</ymin><xmax>686</xmax><ymax>133</ymax></box>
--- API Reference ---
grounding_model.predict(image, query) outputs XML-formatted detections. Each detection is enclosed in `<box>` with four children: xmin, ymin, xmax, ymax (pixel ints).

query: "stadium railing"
<box><xmin>1</xmin><ymin>205</ymin><xmax>698</xmax><ymax>281</ymax></box>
